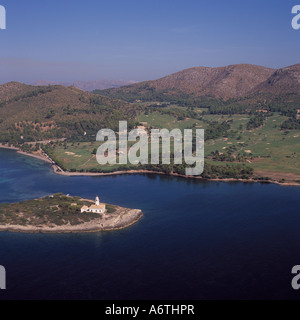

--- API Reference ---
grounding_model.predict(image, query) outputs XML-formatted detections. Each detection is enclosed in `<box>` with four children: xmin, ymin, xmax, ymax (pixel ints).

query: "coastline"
<box><xmin>0</xmin><ymin>204</ymin><xmax>143</xmax><ymax>234</ymax></box>
<box><xmin>0</xmin><ymin>144</ymin><xmax>53</xmax><ymax>164</ymax></box>
<box><xmin>1</xmin><ymin>144</ymin><xmax>299</xmax><ymax>187</ymax></box>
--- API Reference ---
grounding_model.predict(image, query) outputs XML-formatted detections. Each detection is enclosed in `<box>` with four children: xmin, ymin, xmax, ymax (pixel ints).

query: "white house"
<box><xmin>81</xmin><ymin>196</ymin><xmax>106</xmax><ymax>214</ymax></box>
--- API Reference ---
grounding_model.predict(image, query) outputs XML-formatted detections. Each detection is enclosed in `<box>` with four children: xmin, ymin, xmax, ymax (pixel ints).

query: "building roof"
<box><xmin>89</xmin><ymin>204</ymin><xmax>106</xmax><ymax>210</ymax></box>
<box><xmin>81</xmin><ymin>206</ymin><xmax>89</xmax><ymax>210</ymax></box>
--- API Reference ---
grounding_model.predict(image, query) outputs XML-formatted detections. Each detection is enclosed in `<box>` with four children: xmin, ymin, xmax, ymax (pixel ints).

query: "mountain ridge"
<box><xmin>32</xmin><ymin>79</ymin><xmax>137</xmax><ymax>92</ymax></box>
<box><xmin>95</xmin><ymin>63</ymin><xmax>300</xmax><ymax>104</ymax></box>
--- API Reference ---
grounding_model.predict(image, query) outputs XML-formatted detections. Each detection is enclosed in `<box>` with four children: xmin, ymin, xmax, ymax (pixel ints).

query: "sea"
<box><xmin>0</xmin><ymin>148</ymin><xmax>300</xmax><ymax>300</ymax></box>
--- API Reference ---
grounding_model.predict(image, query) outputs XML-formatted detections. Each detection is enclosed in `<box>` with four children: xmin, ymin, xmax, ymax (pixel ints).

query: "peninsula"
<box><xmin>0</xmin><ymin>193</ymin><xmax>143</xmax><ymax>233</ymax></box>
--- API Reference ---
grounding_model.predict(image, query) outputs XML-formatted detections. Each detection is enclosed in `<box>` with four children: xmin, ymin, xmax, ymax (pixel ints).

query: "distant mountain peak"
<box><xmin>32</xmin><ymin>79</ymin><xmax>137</xmax><ymax>92</ymax></box>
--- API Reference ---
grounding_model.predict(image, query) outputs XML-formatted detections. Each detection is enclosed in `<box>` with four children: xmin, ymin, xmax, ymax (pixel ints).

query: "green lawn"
<box><xmin>203</xmin><ymin>114</ymin><xmax>300</xmax><ymax>174</ymax></box>
<box><xmin>137</xmin><ymin>112</ymin><xmax>199</xmax><ymax>131</ymax></box>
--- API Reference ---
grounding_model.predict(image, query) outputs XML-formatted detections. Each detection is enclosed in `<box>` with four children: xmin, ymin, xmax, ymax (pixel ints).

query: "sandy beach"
<box><xmin>0</xmin><ymin>144</ymin><xmax>53</xmax><ymax>163</ymax></box>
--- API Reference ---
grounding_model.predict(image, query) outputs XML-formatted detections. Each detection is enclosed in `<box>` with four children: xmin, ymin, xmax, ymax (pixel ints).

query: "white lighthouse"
<box><xmin>81</xmin><ymin>196</ymin><xmax>106</xmax><ymax>214</ymax></box>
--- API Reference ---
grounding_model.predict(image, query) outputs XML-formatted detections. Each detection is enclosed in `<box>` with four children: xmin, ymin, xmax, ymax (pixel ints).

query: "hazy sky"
<box><xmin>0</xmin><ymin>0</ymin><xmax>300</xmax><ymax>83</ymax></box>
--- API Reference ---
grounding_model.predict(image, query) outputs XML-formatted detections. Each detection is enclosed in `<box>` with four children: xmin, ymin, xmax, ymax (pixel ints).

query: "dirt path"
<box><xmin>79</xmin><ymin>155</ymin><xmax>96</xmax><ymax>168</ymax></box>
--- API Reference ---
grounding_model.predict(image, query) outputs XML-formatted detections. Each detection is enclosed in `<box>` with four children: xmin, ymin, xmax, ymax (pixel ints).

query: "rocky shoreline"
<box><xmin>0</xmin><ymin>206</ymin><xmax>143</xmax><ymax>234</ymax></box>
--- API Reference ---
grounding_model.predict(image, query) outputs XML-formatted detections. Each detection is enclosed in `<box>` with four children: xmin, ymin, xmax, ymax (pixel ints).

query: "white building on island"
<box><xmin>81</xmin><ymin>196</ymin><xmax>106</xmax><ymax>214</ymax></box>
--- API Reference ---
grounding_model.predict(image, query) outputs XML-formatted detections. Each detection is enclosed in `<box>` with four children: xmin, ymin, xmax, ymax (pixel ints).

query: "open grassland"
<box><xmin>203</xmin><ymin>114</ymin><xmax>300</xmax><ymax>175</ymax></box>
<box><xmin>137</xmin><ymin>113</ymin><xmax>198</xmax><ymax>131</ymax></box>
<box><xmin>52</xmin><ymin>141</ymin><xmax>118</xmax><ymax>172</ymax></box>
<box><xmin>139</xmin><ymin>110</ymin><xmax>300</xmax><ymax>175</ymax></box>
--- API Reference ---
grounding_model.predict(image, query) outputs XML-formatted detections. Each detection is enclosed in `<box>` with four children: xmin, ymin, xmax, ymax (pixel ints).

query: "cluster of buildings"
<box><xmin>81</xmin><ymin>196</ymin><xmax>106</xmax><ymax>214</ymax></box>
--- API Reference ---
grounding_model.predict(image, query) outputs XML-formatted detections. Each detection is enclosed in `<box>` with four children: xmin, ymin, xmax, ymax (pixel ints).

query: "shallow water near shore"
<box><xmin>1</xmin><ymin>148</ymin><xmax>300</xmax><ymax>299</ymax></box>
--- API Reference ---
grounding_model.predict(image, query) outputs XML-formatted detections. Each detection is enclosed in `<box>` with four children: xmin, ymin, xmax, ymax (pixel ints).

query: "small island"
<box><xmin>0</xmin><ymin>193</ymin><xmax>143</xmax><ymax>233</ymax></box>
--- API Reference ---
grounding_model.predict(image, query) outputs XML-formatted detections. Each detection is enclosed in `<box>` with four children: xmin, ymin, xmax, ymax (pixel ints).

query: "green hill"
<box><xmin>0</xmin><ymin>82</ymin><xmax>137</xmax><ymax>144</ymax></box>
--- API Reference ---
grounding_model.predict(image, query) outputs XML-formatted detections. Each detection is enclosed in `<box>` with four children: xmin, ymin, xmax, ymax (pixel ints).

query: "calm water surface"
<box><xmin>0</xmin><ymin>148</ymin><xmax>300</xmax><ymax>300</ymax></box>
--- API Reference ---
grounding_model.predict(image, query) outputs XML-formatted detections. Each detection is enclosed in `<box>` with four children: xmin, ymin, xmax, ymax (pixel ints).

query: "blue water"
<box><xmin>1</xmin><ymin>148</ymin><xmax>300</xmax><ymax>300</ymax></box>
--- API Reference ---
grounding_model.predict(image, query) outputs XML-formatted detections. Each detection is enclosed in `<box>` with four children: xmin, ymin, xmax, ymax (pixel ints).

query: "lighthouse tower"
<box><xmin>95</xmin><ymin>196</ymin><xmax>100</xmax><ymax>206</ymax></box>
